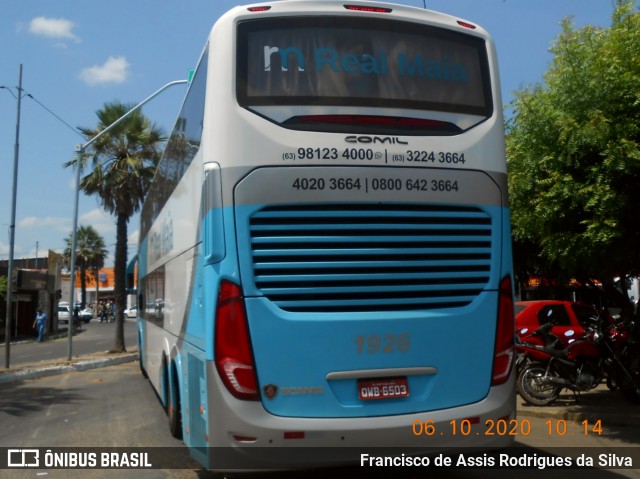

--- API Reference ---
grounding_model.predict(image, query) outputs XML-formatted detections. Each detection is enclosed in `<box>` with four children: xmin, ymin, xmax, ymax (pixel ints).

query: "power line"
<box><xmin>25</xmin><ymin>93</ymin><xmax>85</xmax><ymax>139</ymax></box>
<box><xmin>2</xmin><ymin>85</ymin><xmax>84</xmax><ymax>139</ymax></box>
<box><xmin>0</xmin><ymin>85</ymin><xmax>18</xmax><ymax>100</ymax></box>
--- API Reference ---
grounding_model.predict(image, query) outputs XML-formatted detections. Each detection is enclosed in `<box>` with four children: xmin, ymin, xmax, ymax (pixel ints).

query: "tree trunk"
<box><xmin>110</xmin><ymin>213</ymin><xmax>128</xmax><ymax>353</ymax></box>
<box><xmin>94</xmin><ymin>268</ymin><xmax>100</xmax><ymax>317</ymax></box>
<box><xmin>80</xmin><ymin>266</ymin><xmax>87</xmax><ymax>309</ymax></box>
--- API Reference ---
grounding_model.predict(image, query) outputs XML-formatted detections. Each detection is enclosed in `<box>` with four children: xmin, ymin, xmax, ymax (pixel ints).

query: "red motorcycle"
<box><xmin>517</xmin><ymin>315</ymin><xmax>640</xmax><ymax>406</ymax></box>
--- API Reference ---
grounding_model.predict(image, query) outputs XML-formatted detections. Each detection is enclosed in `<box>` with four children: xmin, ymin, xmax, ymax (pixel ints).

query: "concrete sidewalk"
<box><xmin>0</xmin><ymin>349</ymin><xmax>139</xmax><ymax>384</ymax></box>
<box><xmin>516</xmin><ymin>381</ymin><xmax>640</xmax><ymax>428</ymax></box>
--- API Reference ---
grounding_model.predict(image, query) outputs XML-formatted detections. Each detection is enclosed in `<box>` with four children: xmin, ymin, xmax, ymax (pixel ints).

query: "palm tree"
<box><xmin>66</xmin><ymin>102</ymin><xmax>164</xmax><ymax>352</ymax></box>
<box><xmin>64</xmin><ymin>225</ymin><xmax>107</xmax><ymax>309</ymax></box>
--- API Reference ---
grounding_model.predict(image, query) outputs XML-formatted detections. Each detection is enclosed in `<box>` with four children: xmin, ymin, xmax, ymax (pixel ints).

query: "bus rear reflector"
<box><xmin>215</xmin><ymin>280</ymin><xmax>259</xmax><ymax>400</ymax></box>
<box><xmin>233</xmin><ymin>434</ymin><xmax>258</xmax><ymax>443</ymax></box>
<box><xmin>492</xmin><ymin>276</ymin><xmax>515</xmax><ymax>385</ymax></box>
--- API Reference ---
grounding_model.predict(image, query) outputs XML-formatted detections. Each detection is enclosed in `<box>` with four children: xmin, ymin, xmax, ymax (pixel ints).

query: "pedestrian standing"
<box><xmin>73</xmin><ymin>305</ymin><xmax>81</xmax><ymax>330</ymax></box>
<box><xmin>33</xmin><ymin>309</ymin><xmax>47</xmax><ymax>342</ymax></box>
<box><xmin>100</xmin><ymin>301</ymin><xmax>107</xmax><ymax>322</ymax></box>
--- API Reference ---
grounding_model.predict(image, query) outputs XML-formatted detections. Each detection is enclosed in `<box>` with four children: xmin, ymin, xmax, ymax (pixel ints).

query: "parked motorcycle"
<box><xmin>517</xmin><ymin>314</ymin><xmax>640</xmax><ymax>406</ymax></box>
<box><xmin>603</xmin><ymin>317</ymin><xmax>640</xmax><ymax>402</ymax></box>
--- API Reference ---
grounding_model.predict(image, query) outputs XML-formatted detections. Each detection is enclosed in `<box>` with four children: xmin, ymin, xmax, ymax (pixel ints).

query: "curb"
<box><xmin>516</xmin><ymin>405</ymin><xmax>630</xmax><ymax>425</ymax></box>
<box><xmin>0</xmin><ymin>352</ymin><xmax>139</xmax><ymax>384</ymax></box>
<box><xmin>516</xmin><ymin>391</ymin><xmax>640</xmax><ymax>428</ymax></box>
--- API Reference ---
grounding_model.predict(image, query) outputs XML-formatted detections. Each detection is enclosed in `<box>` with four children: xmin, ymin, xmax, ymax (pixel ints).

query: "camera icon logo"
<box><xmin>7</xmin><ymin>449</ymin><xmax>40</xmax><ymax>468</ymax></box>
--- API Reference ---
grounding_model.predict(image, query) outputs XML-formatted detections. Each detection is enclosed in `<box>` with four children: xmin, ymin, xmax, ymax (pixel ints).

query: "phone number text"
<box><xmin>283</xmin><ymin>148</ymin><xmax>466</xmax><ymax>164</ymax></box>
<box><xmin>292</xmin><ymin>177</ymin><xmax>459</xmax><ymax>193</ymax></box>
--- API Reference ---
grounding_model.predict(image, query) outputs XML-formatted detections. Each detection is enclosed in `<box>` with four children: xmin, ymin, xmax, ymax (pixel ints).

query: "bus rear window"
<box><xmin>236</xmin><ymin>17</ymin><xmax>492</xmax><ymax>117</ymax></box>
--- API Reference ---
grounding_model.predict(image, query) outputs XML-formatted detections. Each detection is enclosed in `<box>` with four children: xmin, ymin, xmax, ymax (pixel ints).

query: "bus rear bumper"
<box><xmin>200</xmin><ymin>372</ymin><xmax>516</xmax><ymax>471</ymax></box>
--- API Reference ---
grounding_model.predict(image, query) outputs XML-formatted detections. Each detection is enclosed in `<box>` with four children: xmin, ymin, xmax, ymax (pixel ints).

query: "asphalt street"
<box><xmin>1</xmin><ymin>340</ymin><xmax>639</xmax><ymax>479</ymax></box>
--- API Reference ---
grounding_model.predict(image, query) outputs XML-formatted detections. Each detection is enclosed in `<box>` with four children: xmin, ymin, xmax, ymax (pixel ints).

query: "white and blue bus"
<box><xmin>134</xmin><ymin>0</ymin><xmax>515</xmax><ymax>470</ymax></box>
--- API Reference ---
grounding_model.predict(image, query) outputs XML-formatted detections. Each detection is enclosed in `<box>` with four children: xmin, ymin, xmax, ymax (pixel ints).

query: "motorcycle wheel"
<box><xmin>517</xmin><ymin>362</ymin><xmax>561</xmax><ymax>406</ymax></box>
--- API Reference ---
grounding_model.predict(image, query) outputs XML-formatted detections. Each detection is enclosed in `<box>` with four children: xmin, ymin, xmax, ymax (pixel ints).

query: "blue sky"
<box><xmin>0</xmin><ymin>0</ymin><xmax>630</xmax><ymax>267</ymax></box>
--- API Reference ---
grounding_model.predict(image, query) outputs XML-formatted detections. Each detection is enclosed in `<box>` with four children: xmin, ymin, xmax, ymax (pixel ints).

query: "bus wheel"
<box><xmin>168</xmin><ymin>365</ymin><xmax>183</xmax><ymax>439</ymax></box>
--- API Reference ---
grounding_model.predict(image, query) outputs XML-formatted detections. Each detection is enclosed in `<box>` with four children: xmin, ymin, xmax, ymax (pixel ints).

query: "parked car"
<box><xmin>69</xmin><ymin>303</ymin><xmax>94</xmax><ymax>323</ymax></box>
<box><xmin>515</xmin><ymin>300</ymin><xmax>600</xmax><ymax>344</ymax></box>
<box><xmin>58</xmin><ymin>304</ymin><xmax>71</xmax><ymax>324</ymax></box>
<box><xmin>78</xmin><ymin>308</ymin><xmax>94</xmax><ymax>323</ymax></box>
<box><xmin>124</xmin><ymin>305</ymin><xmax>138</xmax><ymax>319</ymax></box>
<box><xmin>59</xmin><ymin>302</ymin><xmax>85</xmax><ymax>326</ymax></box>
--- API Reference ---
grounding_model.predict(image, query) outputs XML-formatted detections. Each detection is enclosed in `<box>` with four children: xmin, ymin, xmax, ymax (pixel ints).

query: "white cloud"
<box><xmin>80</xmin><ymin>208</ymin><xmax>109</xmax><ymax>224</ymax></box>
<box><xmin>18</xmin><ymin>216</ymin><xmax>69</xmax><ymax>232</ymax></box>
<box><xmin>79</xmin><ymin>209</ymin><xmax>115</xmax><ymax>239</ymax></box>
<box><xmin>8</xmin><ymin>210</ymin><xmax>133</xmax><ymax>266</ymax></box>
<box><xmin>80</xmin><ymin>56</ymin><xmax>130</xmax><ymax>86</ymax></box>
<box><xmin>28</xmin><ymin>16</ymin><xmax>80</xmax><ymax>42</ymax></box>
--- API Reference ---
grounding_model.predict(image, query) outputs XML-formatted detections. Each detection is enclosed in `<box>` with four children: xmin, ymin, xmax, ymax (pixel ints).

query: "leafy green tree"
<box><xmin>507</xmin><ymin>1</ymin><xmax>640</xmax><ymax>307</ymax></box>
<box><xmin>66</xmin><ymin>102</ymin><xmax>164</xmax><ymax>352</ymax></box>
<box><xmin>64</xmin><ymin>225</ymin><xmax>108</xmax><ymax>309</ymax></box>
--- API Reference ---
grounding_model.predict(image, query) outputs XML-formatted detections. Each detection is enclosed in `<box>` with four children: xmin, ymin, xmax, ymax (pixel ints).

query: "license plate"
<box><xmin>358</xmin><ymin>377</ymin><xmax>409</xmax><ymax>401</ymax></box>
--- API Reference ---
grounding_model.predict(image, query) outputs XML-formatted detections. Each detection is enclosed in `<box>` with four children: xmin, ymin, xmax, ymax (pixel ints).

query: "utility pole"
<box><xmin>4</xmin><ymin>64</ymin><xmax>24</xmax><ymax>369</ymax></box>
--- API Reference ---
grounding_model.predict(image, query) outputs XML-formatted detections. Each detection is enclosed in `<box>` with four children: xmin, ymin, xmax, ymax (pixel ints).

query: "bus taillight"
<box><xmin>457</xmin><ymin>20</ymin><xmax>477</xmax><ymax>30</ymax></box>
<box><xmin>215</xmin><ymin>280</ymin><xmax>259</xmax><ymax>400</ymax></box>
<box><xmin>344</xmin><ymin>5</ymin><xmax>392</xmax><ymax>13</ymax></box>
<box><xmin>492</xmin><ymin>276</ymin><xmax>515</xmax><ymax>385</ymax></box>
<box><xmin>247</xmin><ymin>6</ymin><xmax>271</xmax><ymax>12</ymax></box>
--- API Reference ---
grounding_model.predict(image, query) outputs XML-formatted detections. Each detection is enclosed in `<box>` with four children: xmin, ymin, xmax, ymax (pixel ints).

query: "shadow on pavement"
<box><xmin>0</xmin><ymin>383</ymin><xmax>86</xmax><ymax>417</ymax></box>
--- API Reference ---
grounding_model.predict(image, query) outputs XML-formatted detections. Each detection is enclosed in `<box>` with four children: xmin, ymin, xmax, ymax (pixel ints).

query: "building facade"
<box><xmin>0</xmin><ymin>250</ymin><xmax>62</xmax><ymax>339</ymax></box>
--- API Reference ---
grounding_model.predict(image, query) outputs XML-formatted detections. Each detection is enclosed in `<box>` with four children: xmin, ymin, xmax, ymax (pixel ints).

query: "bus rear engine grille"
<box><xmin>248</xmin><ymin>204</ymin><xmax>492</xmax><ymax>312</ymax></box>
